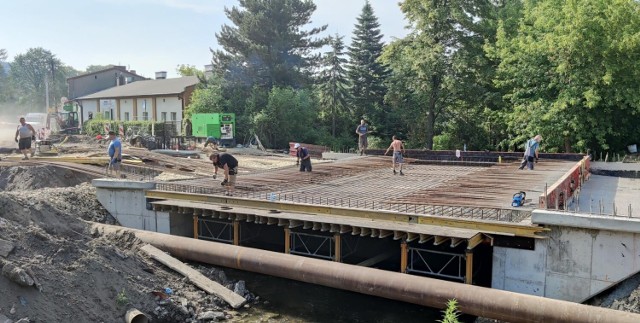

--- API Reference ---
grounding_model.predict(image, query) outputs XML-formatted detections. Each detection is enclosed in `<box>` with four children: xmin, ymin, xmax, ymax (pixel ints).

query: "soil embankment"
<box><xmin>0</xmin><ymin>167</ymin><xmax>259</xmax><ymax>322</ymax></box>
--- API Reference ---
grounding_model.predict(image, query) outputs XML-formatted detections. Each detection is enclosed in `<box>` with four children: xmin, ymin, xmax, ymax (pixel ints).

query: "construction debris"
<box><xmin>140</xmin><ymin>244</ymin><xmax>246</xmax><ymax>309</ymax></box>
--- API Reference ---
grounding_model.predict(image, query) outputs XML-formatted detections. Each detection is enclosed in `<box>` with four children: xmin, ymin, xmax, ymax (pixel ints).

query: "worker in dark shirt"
<box><xmin>209</xmin><ymin>153</ymin><xmax>239</xmax><ymax>196</ymax></box>
<box><xmin>294</xmin><ymin>143</ymin><xmax>312</xmax><ymax>172</ymax></box>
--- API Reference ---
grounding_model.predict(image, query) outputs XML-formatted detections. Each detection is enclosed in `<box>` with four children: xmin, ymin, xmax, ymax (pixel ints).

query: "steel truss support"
<box><xmin>408</xmin><ymin>247</ymin><xmax>465</xmax><ymax>281</ymax></box>
<box><xmin>197</xmin><ymin>217</ymin><xmax>234</xmax><ymax>243</ymax></box>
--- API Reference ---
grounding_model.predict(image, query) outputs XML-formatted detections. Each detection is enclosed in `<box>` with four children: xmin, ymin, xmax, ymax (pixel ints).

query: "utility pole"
<box><xmin>44</xmin><ymin>73</ymin><xmax>50</xmax><ymax>111</ymax></box>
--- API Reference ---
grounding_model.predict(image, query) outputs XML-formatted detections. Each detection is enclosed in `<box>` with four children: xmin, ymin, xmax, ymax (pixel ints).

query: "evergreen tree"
<box><xmin>212</xmin><ymin>0</ymin><xmax>328</xmax><ymax>90</ymax></box>
<box><xmin>317</xmin><ymin>34</ymin><xmax>351</xmax><ymax>138</ymax></box>
<box><xmin>346</xmin><ymin>1</ymin><xmax>388</xmax><ymax>133</ymax></box>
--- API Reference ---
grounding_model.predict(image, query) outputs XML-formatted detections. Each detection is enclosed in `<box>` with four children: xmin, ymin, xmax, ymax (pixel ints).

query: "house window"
<box><xmin>161</xmin><ymin>112</ymin><xmax>167</xmax><ymax>121</ymax></box>
<box><xmin>124</xmin><ymin>112</ymin><xmax>129</xmax><ymax>121</ymax></box>
<box><xmin>171</xmin><ymin>112</ymin><xmax>177</xmax><ymax>121</ymax></box>
<box><xmin>142</xmin><ymin>111</ymin><xmax>149</xmax><ymax>121</ymax></box>
<box><xmin>104</xmin><ymin>111</ymin><xmax>110</xmax><ymax>119</ymax></box>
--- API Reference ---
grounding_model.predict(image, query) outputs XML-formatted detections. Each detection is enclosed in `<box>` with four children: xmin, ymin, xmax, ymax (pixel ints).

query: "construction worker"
<box><xmin>15</xmin><ymin>117</ymin><xmax>36</xmax><ymax>160</ymax></box>
<box><xmin>107</xmin><ymin>130</ymin><xmax>122</xmax><ymax>178</ymax></box>
<box><xmin>210</xmin><ymin>153</ymin><xmax>238</xmax><ymax>196</ymax></box>
<box><xmin>295</xmin><ymin>143</ymin><xmax>312</xmax><ymax>172</ymax></box>
<box><xmin>518</xmin><ymin>135</ymin><xmax>542</xmax><ymax>170</ymax></box>
<box><xmin>384</xmin><ymin>135</ymin><xmax>405</xmax><ymax>175</ymax></box>
<box><xmin>355</xmin><ymin>119</ymin><xmax>368</xmax><ymax>156</ymax></box>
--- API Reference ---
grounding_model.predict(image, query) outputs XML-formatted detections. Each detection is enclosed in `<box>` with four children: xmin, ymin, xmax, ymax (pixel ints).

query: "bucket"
<box><xmin>628</xmin><ymin>144</ymin><xmax>638</xmax><ymax>154</ymax></box>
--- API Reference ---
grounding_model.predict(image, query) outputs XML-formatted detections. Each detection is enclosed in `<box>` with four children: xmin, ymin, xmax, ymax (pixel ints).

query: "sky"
<box><xmin>0</xmin><ymin>0</ymin><xmax>408</xmax><ymax>78</ymax></box>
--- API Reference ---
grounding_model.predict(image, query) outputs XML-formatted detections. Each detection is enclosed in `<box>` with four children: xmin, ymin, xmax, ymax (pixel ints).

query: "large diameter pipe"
<box><xmin>124</xmin><ymin>308</ymin><xmax>149</xmax><ymax>323</ymax></box>
<box><xmin>94</xmin><ymin>224</ymin><xmax>640</xmax><ymax>323</ymax></box>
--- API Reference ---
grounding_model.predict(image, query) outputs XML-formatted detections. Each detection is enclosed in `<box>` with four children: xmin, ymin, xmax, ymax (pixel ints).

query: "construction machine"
<box><xmin>46</xmin><ymin>102</ymin><xmax>80</xmax><ymax>135</ymax></box>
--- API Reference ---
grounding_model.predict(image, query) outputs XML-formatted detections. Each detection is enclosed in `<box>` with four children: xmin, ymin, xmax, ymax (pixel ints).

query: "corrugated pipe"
<box><xmin>93</xmin><ymin>223</ymin><xmax>640</xmax><ymax>323</ymax></box>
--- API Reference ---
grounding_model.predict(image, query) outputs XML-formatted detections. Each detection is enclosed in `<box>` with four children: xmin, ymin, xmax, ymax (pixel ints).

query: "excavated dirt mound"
<box><xmin>0</xmin><ymin>184</ymin><xmax>258</xmax><ymax>322</ymax></box>
<box><xmin>0</xmin><ymin>165</ymin><xmax>97</xmax><ymax>191</ymax></box>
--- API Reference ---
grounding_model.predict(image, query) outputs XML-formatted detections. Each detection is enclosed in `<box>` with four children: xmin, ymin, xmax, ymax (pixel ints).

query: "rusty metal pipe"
<box><xmin>94</xmin><ymin>224</ymin><xmax>639</xmax><ymax>323</ymax></box>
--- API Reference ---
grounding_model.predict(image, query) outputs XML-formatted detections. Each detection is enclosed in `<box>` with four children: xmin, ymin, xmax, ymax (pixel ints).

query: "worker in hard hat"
<box><xmin>295</xmin><ymin>143</ymin><xmax>312</xmax><ymax>172</ymax></box>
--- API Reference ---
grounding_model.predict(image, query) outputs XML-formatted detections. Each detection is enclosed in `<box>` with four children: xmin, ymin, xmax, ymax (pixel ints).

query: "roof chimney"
<box><xmin>155</xmin><ymin>71</ymin><xmax>167</xmax><ymax>80</ymax></box>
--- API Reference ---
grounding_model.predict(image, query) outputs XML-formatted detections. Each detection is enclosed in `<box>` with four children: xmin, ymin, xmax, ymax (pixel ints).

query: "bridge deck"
<box><xmin>157</xmin><ymin>156</ymin><xmax>577</xmax><ymax>223</ymax></box>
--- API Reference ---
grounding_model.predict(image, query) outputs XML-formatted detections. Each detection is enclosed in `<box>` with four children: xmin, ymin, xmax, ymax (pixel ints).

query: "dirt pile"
<box><xmin>0</xmin><ymin>184</ymin><xmax>258</xmax><ymax>323</ymax></box>
<box><xmin>0</xmin><ymin>166</ymin><xmax>97</xmax><ymax>191</ymax></box>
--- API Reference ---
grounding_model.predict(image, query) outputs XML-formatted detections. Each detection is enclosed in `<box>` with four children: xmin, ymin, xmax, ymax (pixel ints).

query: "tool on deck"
<box><xmin>512</xmin><ymin>191</ymin><xmax>526</xmax><ymax>207</ymax></box>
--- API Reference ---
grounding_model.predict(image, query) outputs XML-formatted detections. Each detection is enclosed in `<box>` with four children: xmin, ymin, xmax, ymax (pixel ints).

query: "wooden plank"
<box><xmin>140</xmin><ymin>244</ymin><xmax>246</xmax><ymax>308</ymax></box>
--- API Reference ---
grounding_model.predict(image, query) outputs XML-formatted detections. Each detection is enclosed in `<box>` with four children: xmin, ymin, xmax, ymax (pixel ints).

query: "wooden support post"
<box><xmin>233</xmin><ymin>220</ymin><xmax>240</xmax><ymax>246</ymax></box>
<box><xmin>400</xmin><ymin>240</ymin><xmax>408</xmax><ymax>273</ymax></box>
<box><xmin>116</xmin><ymin>99</ymin><xmax>121</xmax><ymax>120</ymax></box>
<box><xmin>465</xmin><ymin>249</ymin><xmax>474</xmax><ymax>284</ymax></box>
<box><xmin>334</xmin><ymin>233</ymin><xmax>341</xmax><ymax>262</ymax></box>
<box><xmin>193</xmin><ymin>214</ymin><xmax>198</xmax><ymax>240</ymax></box>
<box><xmin>133</xmin><ymin>98</ymin><xmax>138</xmax><ymax>120</ymax></box>
<box><xmin>284</xmin><ymin>228</ymin><xmax>290</xmax><ymax>254</ymax></box>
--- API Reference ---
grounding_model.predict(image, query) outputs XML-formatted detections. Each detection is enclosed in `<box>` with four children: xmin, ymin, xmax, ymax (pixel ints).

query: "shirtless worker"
<box><xmin>384</xmin><ymin>135</ymin><xmax>405</xmax><ymax>175</ymax></box>
<box><xmin>15</xmin><ymin>117</ymin><xmax>37</xmax><ymax>160</ymax></box>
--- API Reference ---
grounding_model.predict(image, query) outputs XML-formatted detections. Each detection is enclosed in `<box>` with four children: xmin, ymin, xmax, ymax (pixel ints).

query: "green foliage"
<box><xmin>252</xmin><ymin>87</ymin><xmax>319</xmax><ymax>149</ymax></box>
<box><xmin>115</xmin><ymin>288</ymin><xmax>128</xmax><ymax>307</ymax></box>
<box><xmin>185</xmin><ymin>81</ymin><xmax>225</xmax><ymax>118</ymax></box>
<box><xmin>382</xmin><ymin>0</ymin><xmax>490</xmax><ymax>150</ymax></box>
<box><xmin>438</xmin><ymin>299</ymin><xmax>461</xmax><ymax>323</ymax></box>
<box><xmin>8</xmin><ymin>47</ymin><xmax>78</xmax><ymax>108</ymax></box>
<box><xmin>347</xmin><ymin>1</ymin><xmax>388</xmax><ymax>132</ymax></box>
<box><xmin>83</xmin><ymin>118</ymin><xmax>152</xmax><ymax>137</ymax></box>
<box><xmin>212</xmin><ymin>0</ymin><xmax>328</xmax><ymax>89</ymax></box>
<box><xmin>493</xmin><ymin>0</ymin><xmax>640</xmax><ymax>152</ymax></box>
<box><xmin>176</xmin><ymin>64</ymin><xmax>202</xmax><ymax>77</ymax></box>
<box><xmin>84</xmin><ymin>64</ymin><xmax>114</xmax><ymax>73</ymax></box>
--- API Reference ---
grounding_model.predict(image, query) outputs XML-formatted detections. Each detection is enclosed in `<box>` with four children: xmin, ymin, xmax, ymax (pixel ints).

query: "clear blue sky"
<box><xmin>0</xmin><ymin>0</ymin><xmax>408</xmax><ymax>78</ymax></box>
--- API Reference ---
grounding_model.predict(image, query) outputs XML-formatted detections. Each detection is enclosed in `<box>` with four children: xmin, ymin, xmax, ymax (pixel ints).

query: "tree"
<box><xmin>252</xmin><ymin>87</ymin><xmax>319</xmax><ymax>148</ymax></box>
<box><xmin>10</xmin><ymin>48</ymin><xmax>65</xmax><ymax>107</ymax></box>
<box><xmin>382</xmin><ymin>0</ymin><xmax>489</xmax><ymax>149</ymax></box>
<box><xmin>0</xmin><ymin>48</ymin><xmax>6</xmax><ymax>62</ymax></box>
<box><xmin>493</xmin><ymin>0</ymin><xmax>640</xmax><ymax>152</ymax></box>
<box><xmin>212</xmin><ymin>0</ymin><xmax>328</xmax><ymax>90</ymax></box>
<box><xmin>0</xmin><ymin>48</ymin><xmax>8</xmax><ymax>102</ymax></box>
<box><xmin>317</xmin><ymin>34</ymin><xmax>351</xmax><ymax>138</ymax></box>
<box><xmin>346</xmin><ymin>1</ymin><xmax>388</xmax><ymax>132</ymax></box>
<box><xmin>176</xmin><ymin>64</ymin><xmax>202</xmax><ymax>77</ymax></box>
<box><xmin>85</xmin><ymin>65</ymin><xmax>115</xmax><ymax>73</ymax></box>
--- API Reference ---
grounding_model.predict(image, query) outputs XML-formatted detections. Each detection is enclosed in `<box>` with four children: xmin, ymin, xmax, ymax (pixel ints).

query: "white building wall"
<box><xmin>79</xmin><ymin>99</ymin><xmax>98</xmax><ymax>123</ymax></box>
<box><xmin>98</xmin><ymin>99</ymin><xmax>116</xmax><ymax>119</ymax></box>
<box><xmin>156</xmin><ymin>96</ymin><xmax>182</xmax><ymax>134</ymax></box>
<box><xmin>120</xmin><ymin>98</ymin><xmax>134</xmax><ymax>121</ymax></box>
<box><xmin>136</xmin><ymin>98</ymin><xmax>151</xmax><ymax>121</ymax></box>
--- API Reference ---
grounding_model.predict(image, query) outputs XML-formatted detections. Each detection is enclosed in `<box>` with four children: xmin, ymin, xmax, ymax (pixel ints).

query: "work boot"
<box><xmin>30</xmin><ymin>151</ymin><xmax>35</xmax><ymax>157</ymax></box>
<box><xmin>400</xmin><ymin>170</ymin><xmax>404</xmax><ymax>176</ymax></box>
<box><xmin>393</xmin><ymin>169</ymin><xmax>397</xmax><ymax>175</ymax></box>
<box><xmin>22</xmin><ymin>156</ymin><xmax>28</xmax><ymax>161</ymax></box>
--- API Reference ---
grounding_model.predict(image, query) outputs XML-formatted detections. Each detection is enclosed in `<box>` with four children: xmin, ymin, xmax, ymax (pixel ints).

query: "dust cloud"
<box><xmin>0</xmin><ymin>106</ymin><xmax>34</xmax><ymax>148</ymax></box>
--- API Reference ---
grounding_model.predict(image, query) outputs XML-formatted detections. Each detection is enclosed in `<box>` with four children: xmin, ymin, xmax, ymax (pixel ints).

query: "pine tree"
<box><xmin>317</xmin><ymin>34</ymin><xmax>351</xmax><ymax>138</ymax></box>
<box><xmin>346</xmin><ymin>1</ymin><xmax>388</xmax><ymax>130</ymax></box>
<box><xmin>212</xmin><ymin>0</ymin><xmax>328</xmax><ymax>90</ymax></box>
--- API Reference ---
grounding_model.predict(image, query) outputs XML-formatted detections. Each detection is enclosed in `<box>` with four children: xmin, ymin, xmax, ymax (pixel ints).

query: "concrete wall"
<box><xmin>493</xmin><ymin>210</ymin><xmax>640</xmax><ymax>302</ymax></box>
<box><xmin>93</xmin><ymin>179</ymin><xmax>170</xmax><ymax>234</ymax></box>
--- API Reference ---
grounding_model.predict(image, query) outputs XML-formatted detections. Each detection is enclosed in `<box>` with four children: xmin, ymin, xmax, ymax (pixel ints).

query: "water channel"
<box><xmin>225</xmin><ymin>268</ymin><xmax>457</xmax><ymax>322</ymax></box>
